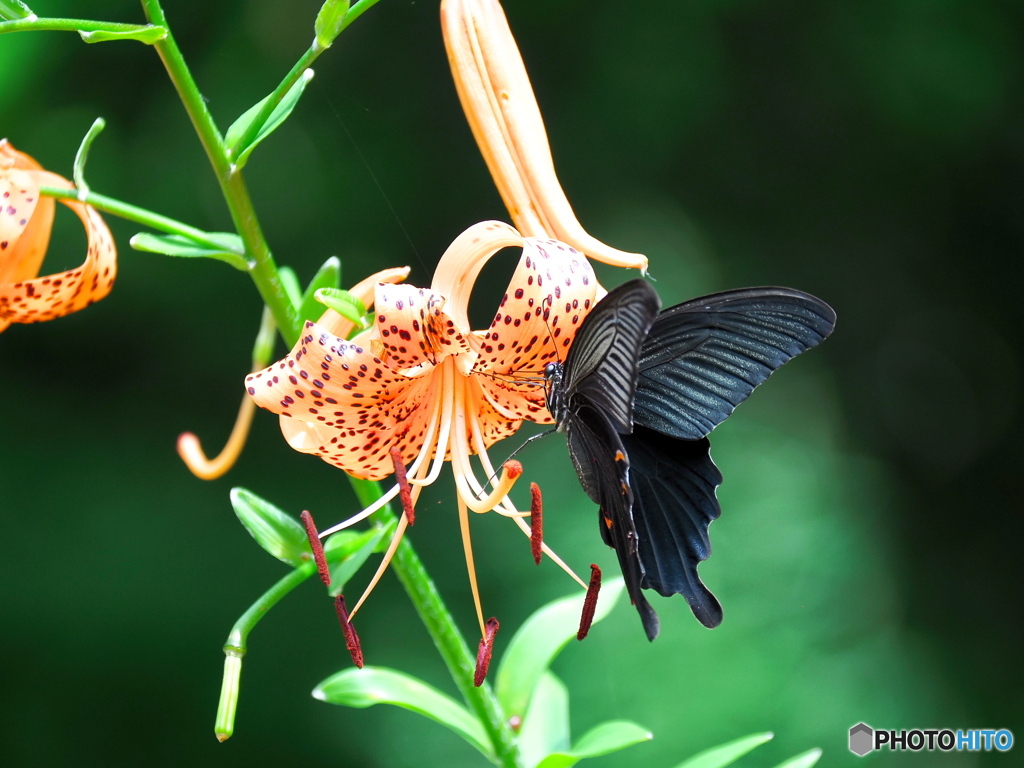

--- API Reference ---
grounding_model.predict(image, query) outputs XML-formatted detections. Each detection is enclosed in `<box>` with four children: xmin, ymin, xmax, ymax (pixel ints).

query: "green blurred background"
<box><xmin>1</xmin><ymin>0</ymin><xmax>1021</xmax><ymax>765</ymax></box>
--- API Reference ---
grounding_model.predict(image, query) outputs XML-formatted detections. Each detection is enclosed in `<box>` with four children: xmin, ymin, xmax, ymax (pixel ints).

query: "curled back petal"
<box><xmin>1</xmin><ymin>145</ymin><xmax>52</xmax><ymax>335</ymax></box>
<box><xmin>431</xmin><ymin>220</ymin><xmax>525</xmax><ymax>336</ymax></box>
<box><xmin>0</xmin><ymin>169</ymin><xmax>116</xmax><ymax>329</ymax></box>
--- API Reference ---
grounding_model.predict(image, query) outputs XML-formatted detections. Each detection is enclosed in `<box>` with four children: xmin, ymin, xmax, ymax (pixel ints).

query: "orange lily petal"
<box><xmin>0</xmin><ymin>141</ymin><xmax>116</xmax><ymax>332</ymax></box>
<box><xmin>372</xmin><ymin>283</ymin><xmax>472</xmax><ymax>372</ymax></box>
<box><xmin>248</xmin><ymin>321</ymin><xmax>439</xmax><ymax>480</ymax></box>
<box><xmin>441</xmin><ymin>0</ymin><xmax>647</xmax><ymax>272</ymax></box>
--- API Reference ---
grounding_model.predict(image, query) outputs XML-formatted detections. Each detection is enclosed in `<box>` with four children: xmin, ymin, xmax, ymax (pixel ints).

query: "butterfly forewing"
<box><xmin>561</xmin><ymin>280</ymin><xmax>661</xmax><ymax>434</ymax></box>
<box><xmin>633</xmin><ymin>288</ymin><xmax>836</xmax><ymax>440</ymax></box>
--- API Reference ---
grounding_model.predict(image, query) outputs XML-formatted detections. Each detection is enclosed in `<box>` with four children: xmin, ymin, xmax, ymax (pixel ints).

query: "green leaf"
<box><xmin>771</xmin><ymin>749</ymin><xmax>822</xmax><ymax>768</ymax></box>
<box><xmin>324</xmin><ymin>526</ymin><xmax>385</xmax><ymax>596</ymax></box>
<box><xmin>0</xmin><ymin>0</ymin><xmax>34</xmax><ymax>21</ymax></box>
<box><xmin>673</xmin><ymin>732</ymin><xmax>774</xmax><ymax>768</ymax></box>
<box><xmin>535</xmin><ymin>721</ymin><xmax>653</xmax><ymax>768</ymax></box>
<box><xmin>518</xmin><ymin>672</ymin><xmax>570</xmax><ymax>768</ymax></box>
<box><xmin>226</xmin><ymin>69</ymin><xmax>314</xmax><ymax>169</ymax></box>
<box><xmin>230</xmin><ymin>488</ymin><xmax>309</xmax><ymax>567</ymax></box>
<box><xmin>313</xmin><ymin>666</ymin><xmax>492</xmax><ymax>759</ymax></box>
<box><xmin>315</xmin><ymin>0</ymin><xmax>350</xmax><ymax>49</ymax></box>
<box><xmin>314</xmin><ymin>287</ymin><xmax>368</xmax><ymax>329</ymax></box>
<box><xmin>278</xmin><ymin>267</ymin><xmax>303</xmax><ymax>316</ymax></box>
<box><xmin>298</xmin><ymin>257</ymin><xmax>342</xmax><ymax>325</ymax></box>
<box><xmin>130</xmin><ymin>232</ymin><xmax>248</xmax><ymax>272</ymax></box>
<box><xmin>79</xmin><ymin>26</ymin><xmax>167</xmax><ymax>44</ymax></box>
<box><xmin>495</xmin><ymin>577</ymin><xmax>625</xmax><ymax>720</ymax></box>
<box><xmin>72</xmin><ymin>117</ymin><xmax>105</xmax><ymax>195</ymax></box>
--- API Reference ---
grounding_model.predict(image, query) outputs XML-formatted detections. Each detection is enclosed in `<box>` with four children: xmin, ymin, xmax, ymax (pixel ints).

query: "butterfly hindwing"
<box><xmin>561</xmin><ymin>280</ymin><xmax>661</xmax><ymax>434</ymax></box>
<box><xmin>565</xmin><ymin>401</ymin><xmax>660</xmax><ymax>641</ymax></box>
<box><xmin>633</xmin><ymin>287</ymin><xmax>836</xmax><ymax>440</ymax></box>
<box><xmin>623</xmin><ymin>427</ymin><xmax>724</xmax><ymax>628</ymax></box>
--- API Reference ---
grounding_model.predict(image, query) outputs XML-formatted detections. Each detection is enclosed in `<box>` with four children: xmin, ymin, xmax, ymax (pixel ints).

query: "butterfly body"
<box><xmin>546</xmin><ymin>280</ymin><xmax>835</xmax><ymax>640</ymax></box>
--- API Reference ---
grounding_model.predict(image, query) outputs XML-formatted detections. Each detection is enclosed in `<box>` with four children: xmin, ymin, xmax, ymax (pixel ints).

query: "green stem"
<box><xmin>215</xmin><ymin>561</ymin><xmax>316</xmax><ymax>741</ymax></box>
<box><xmin>349</xmin><ymin>478</ymin><xmax>522</xmax><ymax>768</ymax></box>
<box><xmin>39</xmin><ymin>186</ymin><xmax>239</xmax><ymax>254</ymax></box>
<box><xmin>0</xmin><ymin>17</ymin><xmax>165</xmax><ymax>37</ymax></box>
<box><xmin>140</xmin><ymin>0</ymin><xmax>299</xmax><ymax>344</ymax></box>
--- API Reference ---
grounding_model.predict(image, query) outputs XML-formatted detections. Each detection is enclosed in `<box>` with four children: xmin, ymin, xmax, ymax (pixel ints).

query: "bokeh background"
<box><xmin>1</xmin><ymin>0</ymin><xmax>1021</xmax><ymax>766</ymax></box>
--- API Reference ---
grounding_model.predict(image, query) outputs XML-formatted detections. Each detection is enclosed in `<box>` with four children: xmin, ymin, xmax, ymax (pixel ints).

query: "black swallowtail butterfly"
<box><xmin>544</xmin><ymin>279</ymin><xmax>836</xmax><ymax>640</ymax></box>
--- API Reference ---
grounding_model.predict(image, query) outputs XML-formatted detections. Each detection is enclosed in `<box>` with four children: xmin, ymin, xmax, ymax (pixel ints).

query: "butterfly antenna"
<box><xmin>542</xmin><ymin>295</ymin><xmax>562</xmax><ymax>365</ymax></box>
<box><xmin>474</xmin><ymin>428</ymin><xmax>555</xmax><ymax>499</ymax></box>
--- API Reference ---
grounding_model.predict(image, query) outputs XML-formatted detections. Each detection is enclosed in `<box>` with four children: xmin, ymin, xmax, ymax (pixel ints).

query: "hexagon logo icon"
<box><xmin>849</xmin><ymin>723</ymin><xmax>874</xmax><ymax>756</ymax></box>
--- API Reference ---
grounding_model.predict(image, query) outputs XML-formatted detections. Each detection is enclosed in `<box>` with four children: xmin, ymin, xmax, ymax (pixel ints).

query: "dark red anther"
<box><xmin>301</xmin><ymin>510</ymin><xmax>331</xmax><ymax>587</ymax></box>
<box><xmin>474</xmin><ymin>617</ymin><xmax>500</xmax><ymax>687</ymax></box>
<box><xmin>577</xmin><ymin>564</ymin><xmax>602</xmax><ymax>640</ymax></box>
<box><xmin>390</xmin><ymin>446</ymin><xmax>415</xmax><ymax>525</ymax></box>
<box><xmin>529</xmin><ymin>482</ymin><xmax>543</xmax><ymax>565</ymax></box>
<box><xmin>334</xmin><ymin>595</ymin><xmax>364</xmax><ymax>668</ymax></box>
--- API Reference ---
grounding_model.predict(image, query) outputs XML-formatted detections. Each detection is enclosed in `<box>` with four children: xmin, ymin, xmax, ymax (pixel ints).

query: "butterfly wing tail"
<box><xmin>598</xmin><ymin>504</ymin><xmax>661</xmax><ymax>641</ymax></box>
<box><xmin>624</xmin><ymin>428</ymin><xmax>725</xmax><ymax>629</ymax></box>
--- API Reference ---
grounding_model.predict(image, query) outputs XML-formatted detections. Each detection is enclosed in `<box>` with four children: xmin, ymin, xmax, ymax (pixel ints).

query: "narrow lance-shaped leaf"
<box><xmin>298</xmin><ymin>256</ymin><xmax>341</xmax><ymax>324</ymax></box>
<box><xmin>315</xmin><ymin>0</ymin><xmax>350</xmax><ymax>49</ymax></box>
<box><xmin>673</xmin><ymin>732</ymin><xmax>774</xmax><ymax>768</ymax></box>
<box><xmin>0</xmin><ymin>0</ymin><xmax>34</xmax><ymax>21</ymax></box>
<box><xmin>313</xmin><ymin>667</ymin><xmax>493</xmax><ymax>759</ymax></box>
<box><xmin>535</xmin><ymin>720</ymin><xmax>653</xmax><ymax>768</ymax></box>
<box><xmin>130</xmin><ymin>232</ymin><xmax>248</xmax><ymax>271</ymax></box>
<box><xmin>314</xmin><ymin>287</ymin><xmax>368</xmax><ymax>329</ymax></box>
<box><xmin>324</xmin><ymin>526</ymin><xmax>385</xmax><ymax>596</ymax></box>
<box><xmin>771</xmin><ymin>749</ymin><xmax>822</xmax><ymax>768</ymax></box>
<box><xmin>79</xmin><ymin>26</ymin><xmax>168</xmax><ymax>44</ymax></box>
<box><xmin>226</xmin><ymin>69</ymin><xmax>314</xmax><ymax>169</ymax></box>
<box><xmin>72</xmin><ymin>117</ymin><xmax>105</xmax><ymax>196</ymax></box>
<box><xmin>230</xmin><ymin>488</ymin><xmax>309</xmax><ymax>567</ymax></box>
<box><xmin>495</xmin><ymin>578</ymin><xmax>625</xmax><ymax>720</ymax></box>
<box><xmin>278</xmin><ymin>266</ymin><xmax>303</xmax><ymax>309</ymax></box>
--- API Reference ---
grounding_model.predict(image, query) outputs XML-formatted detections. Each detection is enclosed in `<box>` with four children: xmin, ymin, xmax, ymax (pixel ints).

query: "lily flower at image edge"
<box><xmin>0</xmin><ymin>139</ymin><xmax>116</xmax><ymax>333</ymax></box>
<box><xmin>246</xmin><ymin>221</ymin><xmax>601</xmax><ymax>629</ymax></box>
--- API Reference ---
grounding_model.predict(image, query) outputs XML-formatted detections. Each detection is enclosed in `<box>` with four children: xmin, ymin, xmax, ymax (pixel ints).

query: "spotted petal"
<box><xmin>372</xmin><ymin>283</ymin><xmax>472</xmax><ymax>372</ymax></box>
<box><xmin>473</xmin><ymin>237</ymin><xmax>599</xmax><ymax>423</ymax></box>
<box><xmin>0</xmin><ymin>141</ymin><xmax>116</xmax><ymax>332</ymax></box>
<box><xmin>247</xmin><ymin>321</ymin><xmax>440</xmax><ymax>480</ymax></box>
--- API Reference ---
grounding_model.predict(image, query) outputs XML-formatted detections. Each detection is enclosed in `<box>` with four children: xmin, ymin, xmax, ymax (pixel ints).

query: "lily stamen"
<box><xmin>474</xmin><ymin>617</ymin><xmax>500</xmax><ymax>687</ymax></box>
<box><xmin>300</xmin><ymin>510</ymin><xmax>332</xmax><ymax>587</ymax></box>
<box><xmin>530</xmin><ymin>482</ymin><xmax>543</xmax><ymax>565</ymax></box>
<box><xmin>334</xmin><ymin>596</ymin><xmax>364</xmax><ymax>668</ymax></box>
<box><xmin>390</xmin><ymin>447</ymin><xmax>415</xmax><ymax>526</ymax></box>
<box><xmin>577</xmin><ymin>564</ymin><xmax>602</xmax><ymax>641</ymax></box>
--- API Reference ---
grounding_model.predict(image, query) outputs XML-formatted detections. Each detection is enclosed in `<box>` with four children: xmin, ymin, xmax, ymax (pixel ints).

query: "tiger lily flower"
<box><xmin>0</xmin><ymin>139</ymin><xmax>116</xmax><ymax>333</ymax></box>
<box><xmin>246</xmin><ymin>221</ymin><xmax>598</xmax><ymax>629</ymax></box>
<box><xmin>441</xmin><ymin>0</ymin><xmax>647</xmax><ymax>273</ymax></box>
